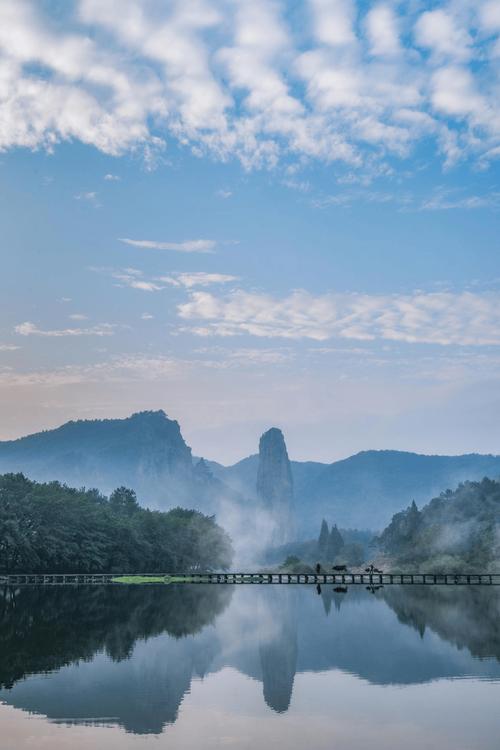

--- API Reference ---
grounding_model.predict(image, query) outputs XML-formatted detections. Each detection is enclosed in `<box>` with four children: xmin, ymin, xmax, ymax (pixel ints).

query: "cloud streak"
<box><xmin>95</xmin><ymin>266</ymin><xmax>238</xmax><ymax>292</ymax></box>
<box><xmin>118</xmin><ymin>238</ymin><xmax>216</xmax><ymax>253</ymax></box>
<box><xmin>178</xmin><ymin>289</ymin><xmax>500</xmax><ymax>346</ymax></box>
<box><xmin>158</xmin><ymin>272</ymin><xmax>239</xmax><ymax>289</ymax></box>
<box><xmin>15</xmin><ymin>321</ymin><xmax>115</xmax><ymax>337</ymax></box>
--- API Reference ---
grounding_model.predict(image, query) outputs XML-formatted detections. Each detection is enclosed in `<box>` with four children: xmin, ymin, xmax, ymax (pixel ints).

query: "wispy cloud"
<box><xmin>0</xmin><ymin>344</ymin><xmax>20</xmax><ymax>351</ymax></box>
<box><xmin>68</xmin><ymin>313</ymin><xmax>89</xmax><ymax>321</ymax></box>
<box><xmin>93</xmin><ymin>266</ymin><xmax>238</xmax><ymax>292</ymax></box>
<box><xmin>216</xmin><ymin>189</ymin><xmax>232</xmax><ymax>199</ymax></box>
<box><xmin>74</xmin><ymin>191</ymin><xmax>100</xmax><ymax>206</ymax></box>
<box><xmin>112</xmin><ymin>269</ymin><xmax>164</xmax><ymax>292</ymax></box>
<box><xmin>104</xmin><ymin>173</ymin><xmax>120</xmax><ymax>181</ymax></box>
<box><xmin>178</xmin><ymin>289</ymin><xmax>500</xmax><ymax>346</ymax></box>
<box><xmin>420</xmin><ymin>189</ymin><xmax>500</xmax><ymax>211</ymax></box>
<box><xmin>15</xmin><ymin>321</ymin><xmax>115</xmax><ymax>337</ymax></box>
<box><xmin>196</xmin><ymin>346</ymin><xmax>294</xmax><ymax>367</ymax></box>
<box><xmin>0</xmin><ymin>355</ymin><xmax>184</xmax><ymax>387</ymax></box>
<box><xmin>118</xmin><ymin>238</ymin><xmax>216</xmax><ymax>253</ymax></box>
<box><xmin>313</xmin><ymin>190</ymin><xmax>412</xmax><ymax>209</ymax></box>
<box><xmin>157</xmin><ymin>272</ymin><xmax>239</xmax><ymax>289</ymax></box>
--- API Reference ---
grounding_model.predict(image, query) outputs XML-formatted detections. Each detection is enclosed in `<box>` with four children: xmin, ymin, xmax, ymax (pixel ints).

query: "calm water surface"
<box><xmin>1</xmin><ymin>583</ymin><xmax>499</xmax><ymax>749</ymax></box>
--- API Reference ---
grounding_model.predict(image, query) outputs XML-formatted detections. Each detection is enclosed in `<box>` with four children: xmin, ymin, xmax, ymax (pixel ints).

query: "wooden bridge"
<box><xmin>1</xmin><ymin>572</ymin><xmax>500</xmax><ymax>586</ymax></box>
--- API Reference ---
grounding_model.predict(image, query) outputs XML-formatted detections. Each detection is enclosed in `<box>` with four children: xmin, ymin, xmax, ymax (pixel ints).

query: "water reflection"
<box><xmin>1</xmin><ymin>583</ymin><xmax>499</xmax><ymax>735</ymax></box>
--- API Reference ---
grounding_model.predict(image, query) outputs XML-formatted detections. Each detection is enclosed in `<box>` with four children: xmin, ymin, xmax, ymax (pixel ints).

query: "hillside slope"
<box><xmin>377</xmin><ymin>477</ymin><xmax>500</xmax><ymax>571</ymax></box>
<box><xmin>0</xmin><ymin>411</ymin><xmax>241</xmax><ymax>513</ymax></box>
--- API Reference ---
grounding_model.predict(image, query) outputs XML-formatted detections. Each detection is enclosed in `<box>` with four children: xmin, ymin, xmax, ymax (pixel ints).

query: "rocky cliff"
<box><xmin>256</xmin><ymin>428</ymin><xmax>295</xmax><ymax>545</ymax></box>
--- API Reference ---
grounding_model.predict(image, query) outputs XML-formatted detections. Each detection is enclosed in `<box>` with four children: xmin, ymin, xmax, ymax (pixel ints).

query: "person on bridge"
<box><xmin>316</xmin><ymin>563</ymin><xmax>322</xmax><ymax>575</ymax></box>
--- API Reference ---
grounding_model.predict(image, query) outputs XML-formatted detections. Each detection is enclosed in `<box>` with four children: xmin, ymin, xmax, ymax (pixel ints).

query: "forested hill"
<box><xmin>0</xmin><ymin>473</ymin><xmax>233</xmax><ymax>574</ymax></box>
<box><xmin>0</xmin><ymin>411</ymin><xmax>243</xmax><ymax>514</ymax></box>
<box><xmin>376</xmin><ymin>478</ymin><xmax>500</xmax><ymax>572</ymax></box>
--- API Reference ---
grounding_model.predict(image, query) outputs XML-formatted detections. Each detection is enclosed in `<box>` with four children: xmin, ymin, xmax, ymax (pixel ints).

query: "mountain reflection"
<box><xmin>1</xmin><ymin>584</ymin><xmax>499</xmax><ymax>734</ymax></box>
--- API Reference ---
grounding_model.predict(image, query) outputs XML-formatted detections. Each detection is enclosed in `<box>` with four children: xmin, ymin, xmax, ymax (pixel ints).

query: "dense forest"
<box><xmin>377</xmin><ymin>478</ymin><xmax>500</xmax><ymax>572</ymax></box>
<box><xmin>0</xmin><ymin>473</ymin><xmax>233</xmax><ymax>573</ymax></box>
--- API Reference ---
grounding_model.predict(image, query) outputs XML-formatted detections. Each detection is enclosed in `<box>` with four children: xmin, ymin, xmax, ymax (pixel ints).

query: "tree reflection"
<box><xmin>0</xmin><ymin>584</ymin><xmax>232</xmax><ymax>690</ymax></box>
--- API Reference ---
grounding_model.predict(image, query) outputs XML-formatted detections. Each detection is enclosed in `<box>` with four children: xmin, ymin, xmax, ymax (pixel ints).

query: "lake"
<box><xmin>1</xmin><ymin>583</ymin><xmax>499</xmax><ymax>749</ymax></box>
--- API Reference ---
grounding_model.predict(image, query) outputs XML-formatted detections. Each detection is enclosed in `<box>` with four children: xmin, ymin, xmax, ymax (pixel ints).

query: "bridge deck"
<box><xmin>1</xmin><ymin>572</ymin><xmax>500</xmax><ymax>586</ymax></box>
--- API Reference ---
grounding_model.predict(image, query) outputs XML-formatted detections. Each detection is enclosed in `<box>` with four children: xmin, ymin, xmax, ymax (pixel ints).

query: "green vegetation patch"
<box><xmin>112</xmin><ymin>576</ymin><xmax>167</xmax><ymax>584</ymax></box>
<box><xmin>112</xmin><ymin>575</ymin><xmax>196</xmax><ymax>584</ymax></box>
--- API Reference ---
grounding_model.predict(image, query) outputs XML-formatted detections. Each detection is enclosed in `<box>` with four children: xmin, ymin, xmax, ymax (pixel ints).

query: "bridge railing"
<box><xmin>1</xmin><ymin>572</ymin><xmax>500</xmax><ymax>586</ymax></box>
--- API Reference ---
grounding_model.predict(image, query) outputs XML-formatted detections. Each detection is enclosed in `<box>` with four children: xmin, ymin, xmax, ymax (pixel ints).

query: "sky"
<box><xmin>1</xmin><ymin>0</ymin><xmax>500</xmax><ymax>464</ymax></box>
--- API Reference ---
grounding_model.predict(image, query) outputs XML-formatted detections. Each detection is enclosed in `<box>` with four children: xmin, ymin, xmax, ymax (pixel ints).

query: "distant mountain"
<box><xmin>2</xmin><ymin>412</ymin><xmax>500</xmax><ymax>536</ymax></box>
<box><xmin>211</xmin><ymin>449</ymin><xmax>500</xmax><ymax>533</ymax></box>
<box><xmin>208</xmin><ymin>455</ymin><xmax>327</xmax><ymax>503</ymax></box>
<box><xmin>0</xmin><ymin>411</ymin><xmax>241</xmax><ymax>515</ymax></box>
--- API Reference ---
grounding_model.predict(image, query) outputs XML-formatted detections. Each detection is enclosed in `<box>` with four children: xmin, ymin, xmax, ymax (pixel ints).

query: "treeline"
<box><xmin>0</xmin><ymin>473</ymin><xmax>233</xmax><ymax>573</ymax></box>
<box><xmin>269</xmin><ymin>521</ymin><xmax>369</xmax><ymax>570</ymax></box>
<box><xmin>376</xmin><ymin>478</ymin><xmax>500</xmax><ymax>572</ymax></box>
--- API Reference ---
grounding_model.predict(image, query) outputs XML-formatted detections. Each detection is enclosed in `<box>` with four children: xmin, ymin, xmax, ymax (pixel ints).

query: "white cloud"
<box><xmin>366</xmin><ymin>4</ymin><xmax>401</xmax><ymax>57</ymax></box>
<box><xmin>415</xmin><ymin>9</ymin><xmax>472</xmax><ymax>61</ymax></box>
<box><xmin>309</xmin><ymin>0</ymin><xmax>356</xmax><ymax>47</ymax></box>
<box><xmin>216</xmin><ymin>189</ymin><xmax>232</xmax><ymax>198</ymax></box>
<box><xmin>480</xmin><ymin>1</ymin><xmax>500</xmax><ymax>30</ymax></box>
<box><xmin>69</xmin><ymin>313</ymin><xmax>89</xmax><ymax>320</ymax></box>
<box><xmin>118</xmin><ymin>237</ymin><xmax>216</xmax><ymax>253</ymax></box>
<box><xmin>113</xmin><ymin>270</ymin><xmax>163</xmax><ymax>291</ymax></box>
<box><xmin>74</xmin><ymin>190</ymin><xmax>101</xmax><ymax>207</ymax></box>
<box><xmin>15</xmin><ymin>321</ymin><xmax>115</xmax><ymax>337</ymax></box>
<box><xmin>0</xmin><ymin>1</ymin><xmax>497</xmax><ymax>170</ymax></box>
<box><xmin>157</xmin><ymin>272</ymin><xmax>239</xmax><ymax>289</ymax></box>
<box><xmin>178</xmin><ymin>288</ymin><xmax>500</xmax><ymax>346</ymax></box>
<box><xmin>141</xmin><ymin>312</ymin><xmax>154</xmax><ymax>320</ymax></box>
<box><xmin>0</xmin><ymin>344</ymin><xmax>20</xmax><ymax>351</ymax></box>
<box><xmin>104</xmin><ymin>173</ymin><xmax>120</xmax><ymax>180</ymax></box>
<box><xmin>430</xmin><ymin>65</ymin><xmax>486</xmax><ymax>121</ymax></box>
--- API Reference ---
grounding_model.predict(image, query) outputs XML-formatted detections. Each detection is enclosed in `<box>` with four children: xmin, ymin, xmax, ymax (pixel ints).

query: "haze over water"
<box><xmin>1</xmin><ymin>584</ymin><xmax>499</xmax><ymax>749</ymax></box>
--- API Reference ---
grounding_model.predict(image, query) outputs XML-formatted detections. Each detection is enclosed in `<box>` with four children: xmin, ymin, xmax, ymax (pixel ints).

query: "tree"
<box><xmin>109</xmin><ymin>487</ymin><xmax>140</xmax><ymax>517</ymax></box>
<box><xmin>326</xmin><ymin>525</ymin><xmax>344</xmax><ymax>561</ymax></box>
<box><xmin>318</xmin><ymin>519</ymin><xmax>329</xmax><ymax>558</ymax></box>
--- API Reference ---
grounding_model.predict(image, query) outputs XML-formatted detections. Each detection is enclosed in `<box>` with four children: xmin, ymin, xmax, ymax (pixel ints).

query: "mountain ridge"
<box><xmin>2</xmin><ymin>412</ymin><xmax>500</xmax><ymax>533</ymax></box>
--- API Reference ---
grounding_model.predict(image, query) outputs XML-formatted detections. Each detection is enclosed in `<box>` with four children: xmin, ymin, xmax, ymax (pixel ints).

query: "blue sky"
<box><xmin>1</xmin><ymin>0</ymin><xmax>500</xmax><ymax>462</ymax></box>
